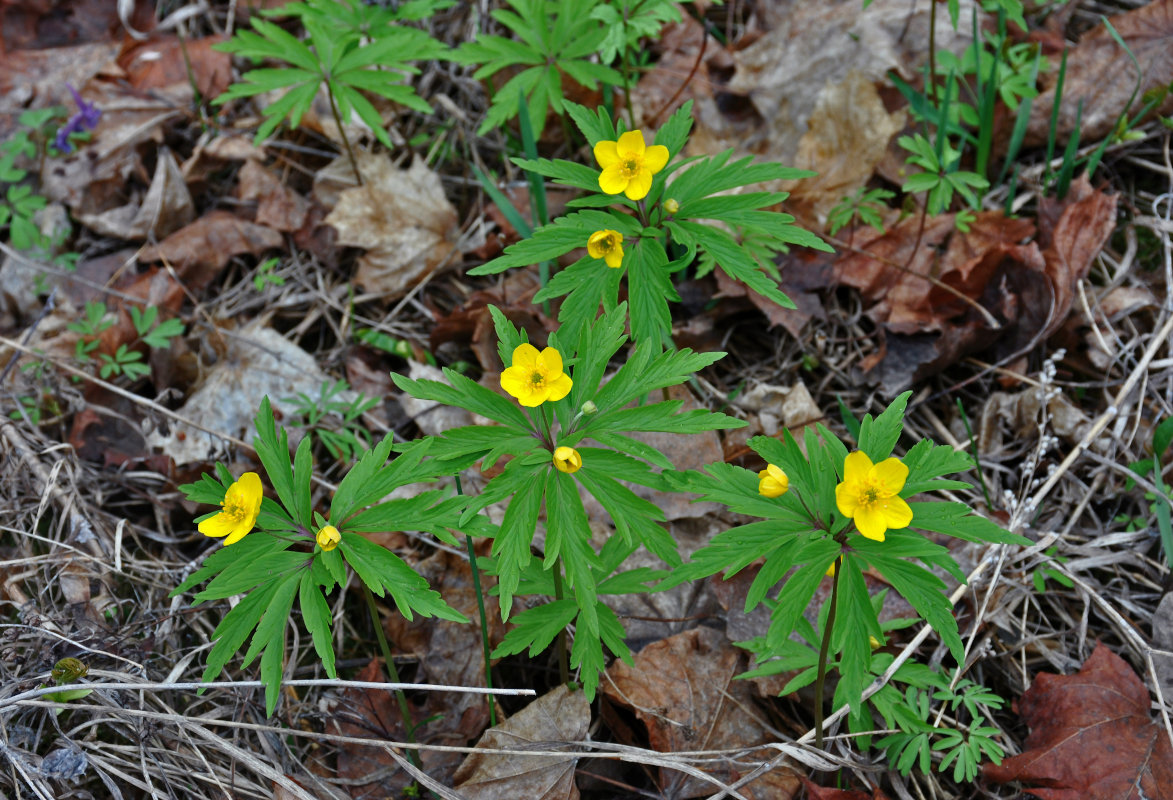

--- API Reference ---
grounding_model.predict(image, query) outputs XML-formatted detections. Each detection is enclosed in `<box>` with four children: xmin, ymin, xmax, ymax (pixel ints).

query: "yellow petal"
<box><xmin>766</xmin><ymin>464</ymin><xmax>788</xmax><ymax>486</ymax></box>
<box><xmin>546</xmin><ymin>372</ymin><xmax>573</xmax><ymax>402</ymax></box>
<box><xmin>587</xmin><ymin>231</ymin><xmax>607</xmax><ymax>259</ymax></box>
<box><xmin>605</xmin><ymin>243</ymin><xmax>623</xmax><ymax>268</ymax></box>
<box><xmin>198</xmin><ymin>511</ymin><xmax>237</xmax><ymax>539</ymax></box>
<box><xmin>842</xmin><ymin>451</ymin><xmax>874</xmax><ymax>483</ymax></box>
<box><xmin>598</xmin><ymin>163</ymin><xmax>628</xmax><ymax>195</ymax></box>
<box><xmin>881</xmin><ymin>495</ymin><xmax>914</xmax><ymax>531</ymax></box>
<box><xmin>624</xmin><ymin>168</ymin><xmax>653</xmax><ymax>200</ymax></box>
<box><xmin>538</xmin><ymin>346</ymin><xmax>563</xmax><ymax>376</ymax></box>
<box><xmin>223</xmin><ymin>522</ymin><xmax>253</xmax><ymax>546</ymax></box>
<box><xmin>594</xmin><ymin>139</ymin><xmax>619</xmax><ymax>168</ymax></box>
<box><xmin>236</xmin><ymin>472</ymin><xmax>263</xmax><ymax>515</ymax></box>
<box><xmin>511</xmin><ymin>343</ymin><xmax>540</xmax><ymax>369</ymax></box>
<box><xmin>854</xmin><ymin>504</ymin><xmax>887</xmax><ymax>542</ymax></box>
<box><xmin>616</xmin><ymin>129</ymin><xmax>646</xmax><ymax>157</ymax></box>
<box><xmin>500</xmin><ymin>365</ymin><xmax>529</xmax><ymax>399</ymax></box>
<box><xmin>643</xmin><ymin>144</ymin><xmax>669</xmax><ymax>173</ymax></box>
<box><xmin>835</xmin><ymin>481</ymin><xmax>858</xmax><ymax>517</ymax></box>
<box><xmin>871</xmin><ymin>457</ymin><xmax>909</xmax><ymax>495</ymax></box>
<box><xmin>516</xmin><ymin>386</ymin><xmax>545</xmax><ymax>407</ymax></box>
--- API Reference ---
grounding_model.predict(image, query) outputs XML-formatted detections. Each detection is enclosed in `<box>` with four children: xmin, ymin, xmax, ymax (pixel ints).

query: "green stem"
<box><xmin>814</xmin><ymin>555</ymin><xmax>842</xmax><ymax>751</ymax></box>
<box><xmin>552</xmin><ymin>557</ymin><xmax>569</xmax><ymax>687</ymax></box>
<box><xmin>361</xmin><ymin>583</ymin><xmax>421</xmax><ymax>771</ymax></box>
<box><xmin>456</xmin><ymin>475</ymin><xmax>497</xmax><ymax>728</ymax></box>
<box><xmin>927</xmin><ymin>0</ymin><xmax>938</xmax><ymax>107</ymax></box>
<box><xmin>326</xmin><ymin>81</ymin><xmax>363</xmax><ymax>187</ymax></box>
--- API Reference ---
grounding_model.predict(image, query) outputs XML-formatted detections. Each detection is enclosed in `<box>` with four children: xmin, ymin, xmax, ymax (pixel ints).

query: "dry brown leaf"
<box><xmin>78</xmin><ymin>146</ymin><xmax>194</xmax><ymax>240</ymax></box>
<box><xmin>983</xmin><ymin>643</ymin><xmax>1173</xmax><ymax>800</ymax></box>
<box><xmin>785</xmin><ymin>70</ymin><xmax>906</xmax><ymax>224</ymax></box>
<box><xmin>700</xmin><ymin>0</ymin><xmax>974</xmax><ymax>164</ymax></box>
<box><xmin>325</xmin><ymin>153</ymin><xmax>461</xmax><ymax>299</ymax></box>
<box><xmin>116</xmin><ymin>34</ymin><xmax>231</xmax><ymax>99</ymax></box>
<box><xmin>630</xmin><ymin>13</ymin><xmax>732</xmax><ymax>128</ymax></box>
<box><xmin>237</xmin><ymin>159</ymin><xmax>310</xmax><ymax>233</ymax></box>
<box><xmin>143</xmin><ymin>322</ymin><xmax>335</xmax><ymax>465</ymax></box>
<box><xmin>1025</xmin><ymin>0</ymin><xmax>1173</xmax><ymax>147</ymax></box>
<box><xmin>604</xmin><ymin>627</ymin><xmax>801</xmax><ymax>799</ymax></box>
<box><xmin>329</xmin><ymin>658</ymin><xmax>415</xmax><ymax>799</ymax></box>
<box><xmin>453</xmin><ymin>684</ymin><xmax>589</xmax><ymax>800</ymax></box>
<box><xmin>137</xmin><ymin>209</ymin><xmax>283</xmax><ymax>289</ymax></box>
<box><xmin>801</xmin><ymin>777</ymin><xmax>890</xmax><ymax>800</ymax></box>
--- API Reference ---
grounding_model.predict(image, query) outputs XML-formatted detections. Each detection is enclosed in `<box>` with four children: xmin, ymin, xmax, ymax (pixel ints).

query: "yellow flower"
<box><xmin>198</xmin><ymin>472</ymin><xmax>263</xmax><ymax>546</ymax></box>
<box><xmin>499</xmin><ymin>343</ymin><xmax>573</xmax><ymax>407</ymax></box>
<box><xmin>834</xmin><ymin>451</ymin><xmax>913</xmax><ymax>542</ymax></box>
<box><xmin>587</xmin><ymin>229</ymin><xmax>624</xmax><ymax>268</ymax></box>
<box><xmin>594</xmin><ymin>130</ymin><xmax>670</xmax><ymax>201</ymax></box>
<box><xmin>552</xmin><ymin>446</ymin><xmax>582</xmax><ymax>474</ymax></box>
<box><xmin>757</xmin><ymin>463</ymin><xmax>789</xmax><ymax>498</ymax></box>
<box><xmin>316</xmin><ymin>524</ymin><xmax>341</xmax><ymax>552</ymax></box>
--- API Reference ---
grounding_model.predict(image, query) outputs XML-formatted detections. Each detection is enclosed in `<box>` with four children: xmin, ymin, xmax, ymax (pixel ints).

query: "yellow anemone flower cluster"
<box><xmin>199</xmin><ymin>472</ymin><xmax>263</xmax><ymax>546</ymax></box>
<box><xmin>757</xmin><ymin>464</ymin><xmax>789</xmax><ymax>497</ymax></box>
<box><xmin>552</xmin><ymin>446</ymin><xmax>582</xmax><ymax>474</ymax></box>
<box><xmin>500</xmin><ymin>343</ymin><xmax>572</xmax><ymax>407</ymax></box>
<box><xmin>834</xmin><ymin>451</ymin><xmax>913</xmax><ymax>542</ymax></box>
<box><xmin>594</xmin><ymin>130</ymin><xmax>669</xmax><ymax>201</ymax></box>
<box><xmin>587</xmin><ymin>229</ymin><xmax>624</xmax><ymax>268</ymax></box>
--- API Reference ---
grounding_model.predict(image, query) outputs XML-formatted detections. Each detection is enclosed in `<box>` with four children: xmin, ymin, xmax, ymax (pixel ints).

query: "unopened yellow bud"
<box><xmin>553</xmin><ymin>446</ymin><xmax>582</xmax><ymax>474</ymax></box>
<box><xmin>869</xmin><ymin>635</ymin><xmax>882</xmax><ymax>650</ymax></box>
<box><xmin>758</xmin><ymin>464</ymin><xmax>789</xmax><ymax>498</ymax></box>
<box><xmin>663</xmin><ymin>198</ymin><xmax>680</xmax><ymax>215</ymax></box>
<box><xmin>581</xmin><ymin>400</ymin><xmax>598</xmax><ymax>416</ymax></box>
<box><xmin>316</xmin><ymin>525</ymin><xmax>341</xmax><ymax>552</ymax></box>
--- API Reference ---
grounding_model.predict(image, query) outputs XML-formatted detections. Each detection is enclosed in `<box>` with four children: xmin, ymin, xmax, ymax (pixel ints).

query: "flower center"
<box><xmin>620</xmin><ymin>157</ymin><xmax>641</xmax><ymax>178</ymax></box>
<box><xmin>221</xmin><ymin>499</ymin><xmax>247</xmax><ymax>521</ymax></box>
<box><xmin>530</xmin><ymin>371</ymin><xmax>546</xmax><ymax>386</ymax></box>
<box><xmin>597</xmin><ymin>236</ymin><xmax>613</xmax><ymax>252</ymax></box>
<box><xmin>860</xmin><ymin>486</ymin><xmax>880</xmax><ymax>506</ymax></box>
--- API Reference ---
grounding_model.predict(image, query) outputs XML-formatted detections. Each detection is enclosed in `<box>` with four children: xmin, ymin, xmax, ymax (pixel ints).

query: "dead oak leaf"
<box><xmin>983</xmin><ymin>643</ymin><xmax>1173</xmax><ymax>800</ymax></box>
<box><xmin>604</xmin><ymin>627</ymin><xmax>801</xmax><ymax>799</ymax></box>
<box><xmin>325</xmin><ymin>154</ymin><xmax>461</xmax><ymax>300</ymax></box>
<box><xmin>1026</xmin><ymin>0</ymin><xmax>1173</xmax><ymax>147</ymax></box>
<box><xmin>137</xmin><ymin>210</ymin><xmax>283</xmax><ymax>289</ymax></box>
<box><xmin>453</xmin><ymin>684</ymin><xmax>589</xmax><ymax>800</ymax></box>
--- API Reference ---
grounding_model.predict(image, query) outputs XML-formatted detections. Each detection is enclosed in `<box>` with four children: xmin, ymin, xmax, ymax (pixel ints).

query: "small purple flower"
<box><xmin>54</xmin><ymin>84</ymin><xmax>101</xmax><ymax>154</ymax></box>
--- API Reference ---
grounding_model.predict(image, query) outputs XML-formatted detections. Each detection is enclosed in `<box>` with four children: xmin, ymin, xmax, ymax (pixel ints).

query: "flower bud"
<box><xmin>316</xmin><ymin>524</ymin><xmax>341</xmax><ymax>552</ymax></box>
<box><xmin>663</xmin><ymin>197</ymin><xmax>680</xmax><ymax>215</ymax></box>
<box><xmin>869</xmin><ymin>635</ymin><xmax>882</xmax><ymax>650</ymax></box>
<box><xmin>552</xmin><ymin>446</ymin><xmax>582</xmax><ymax>474</ymax></box>
<box><xmin>581</xmin><ymin>400</ymin><xmax>598</xmax><ymax>416</ymax></box>
<box><xmin>757</xmin><ymin>463</ymin><xmax>789</xmax><ymax>498</ymax></box>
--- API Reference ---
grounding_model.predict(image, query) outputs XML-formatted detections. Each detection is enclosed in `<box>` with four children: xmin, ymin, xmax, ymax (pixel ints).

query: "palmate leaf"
<box><xmin>672</xmin><ymin>220</ymin><xmax>796</xmax><ymax>310</ymax></box>
<box><xmin>338</xmin><ymin>532</ymin><xmax>466</xmax><ymax>623</ymax></box>
<box><xmin>571</xmin><ymin>601</ymin><xmax>630</xmax><ymax>700</ymax></box>
<box><xmin>906</xmin><ymin>502</ymin><xmax>1028</xmax><ymax>545</ymax></box>
<box><xmin>490</xmin><ymin>461</ymin><xmax>546</xmax><ymax>619</ymax></box>
<box><xmin>300</xmin><ymin>572</ymin><xmax>337</xmax><ymax>679</ymax></box>
<box><xmin>627</xmin><ymin>236</ymin><xmax>677</xmax><ymax>345</ymax></box>
<box><xmin>471</xmin><ymin>209</ymin><xmax>639</xmax><ymax>275</ymax></box>
<box><xmin>392</xmin><ymin>367</ymin><xmax>533</xmax><ymax>432</ymax></box>
<box><xmin>492</xmin><ymin>598</ymin><xmax>577</xmax><ymax>658</ymax></box>
<box><xmin>544</xmin><ymin>469</ymin><xmax>601</xmax><ymax>635</ymax></box>
<box><xmin>591</xmin><ymin>340</ymin><xmax>723</xmax><ymax>413</ymax></box>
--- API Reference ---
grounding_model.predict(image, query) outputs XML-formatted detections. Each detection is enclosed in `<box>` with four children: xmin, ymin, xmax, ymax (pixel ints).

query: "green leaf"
<box><xmin>196</xmin><ymin>546</ymin><xmax>306</xmax><ymax>602</ymax></box>
<box><xmin>545</xmin><ymin>470</ymin><xmax>600</xmax><ymax>634</ymax></box>
<box><xmin>858</xmin><ymin>391</ymin><xmax>911</xmax><ymax>463</ymax></box>
<box><xmin>677</xmin><ymin>221</ymin><xmax>796</xmax><ymax>310</ymax></box>
<box><xmin>907</xmin><ymin>502</ymin><xmax>1028</xmax><ymax>545</ymax></box>
<box><xmin>862</xmin><ymin>547</ymin><xmax>963</xmax><ymax>662</ymax></box>
<box><xmin>253</xmin><ymin>397</ymin><xmax>298</xmax><ymax>520</ymax></box>
<box><xmin>563</xmin><ymin>100</ymin><xmax>617</xmax><ymax>145</ymax></box>
<box><xmin>391</xmin><ymin>367</ymin><xmax>533</xmax><ymax>432</ymax></box>
<box><xmin>654</xmin><ymin>100</ymin><xmax>693</xmax><ymax>158</ymax></box>
<box><xmin>1155</xmin><ymin>416</ymin><xmax>1173</xmax><ymax>458</ymax></box>
<box><xmin>627</xmin><ymin>236</ymin><xmax>677</xmax><ymax>346</ymax></box>
<box><xmin>300</xmin><ymin>571</ymin><xmax>337</xmax><ymax>678</ymax></box>
<box><xmin>491</xmin><ymin>598</ymin><xmax>577</xmax><ymax>657</ymax></box>
<box><xmin>339</xmin><ymin>532</ymin><xmax>466</xmax><ymax>622</ymax></box>
<box><xmin>491</xmin><ymin>465</ymin><xmax>546</xmax><ymax>619</ymax></box>
<box><xmin>200</xmin><ymin>577</ymin><xmax>284</xmax><ymax>684</ymax></box>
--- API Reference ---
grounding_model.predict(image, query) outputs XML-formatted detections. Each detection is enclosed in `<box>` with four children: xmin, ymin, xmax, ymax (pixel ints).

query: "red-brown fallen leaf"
<box><xmin>1025</xmin><ymin>0</ymin><xmax>1173</xmax><ymax>147</ymax></box>
<box><xmin>630</xmin><ymin>12</ymin><xmax>733</xmax><ymax>128</ymax></box>
<box><xmin>983</xmin><ymin>643</ymin><xmax>1173</xmax><ymax>800</ymax></box>
<box><xmin>137</xmin><ymin>210</ymin><xmax>284</xmax><ymax>290</ymax></box>
<box><xmin>117</xmin><ymin>34</ymin><xmax>231</xmax><ymax>99</ymax></box>
<box><xmin>603</xmin><ymin>627</ymin><xmax>801</xmax><ymax>799</ymax></box>
<box><xmin>329</xmin><ymin>658</ymin><xmax>415</xmax><ymax>799</ymax></box>
<box><xmin>237</xmin><ymin>160</ymin><xmax>310</xmax><ymax>233</ymax></box>
<box><xmin>801</xmin><ymin>776</ymin><xmax>890</xmax><ymax>800</ymax></box>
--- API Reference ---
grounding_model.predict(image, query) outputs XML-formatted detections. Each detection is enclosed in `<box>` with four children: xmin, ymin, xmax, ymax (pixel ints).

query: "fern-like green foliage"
<box><xmin>173</xmin><ymin>399</ymin><xmax>468</xmax><ymax>716</ymax></box>
<box><xmin>214</xmin><ymin>0</ymin><xmax>447</xmax><ymax>147</ymax></box>
<box><xmin>454</xmin><ymin>0</ymin><xmax>623</xmax><ymax>137</ymax></box>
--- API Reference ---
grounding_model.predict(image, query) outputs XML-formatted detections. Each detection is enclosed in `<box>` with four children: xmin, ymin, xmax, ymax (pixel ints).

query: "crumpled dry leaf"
<box><xmin>785</xmin><ymin>70</ymin><xmax>906</xmax><ymax>224</ymax></box>
<box><xmin>395</xmin><ymin>361</ymin><xmax>475</xmax><ymax>437</ymax></box>
<box><xmin>237</xmin><ymin>159</ymin><xmax>310</xmax><ymax>233</ymax></box>
<box><xmin>453</xmin><ymin>684</ymin><xmax>589</xmax><ymax>800</ymax></box>
<box><xmin>137</xmin><ymin>209</ymin><xmax>284</xmax><ymax>289</ymax></box>
<box><xmin>978</xmin><ymin>387</ymin><xmax>1106</xmax><ymax>457</ymax></box>
<box><xmin>801</xmin><ymin>778</ymin><xmax>890</xmax><ymax>800</ymax></box>
<box><xmin>604</xmin><ymin>627</ymin><xmax>802</xmax><ymax>799</ymax></box>
<box><xmin>324</xmin><ymin>153</ymin><xmax>463</xmax><ymax>299</ymax></box>
<box><xmin>143</xmin><ymin>322</ymin><xmax>334</xmax><ymax>465</ymax></box>
<box><xmin>694</xmin><ymin>0</ymin><xmax>973</xmax><ymax>164</ymax></box>
<box><xmin>983</xmin><ymin>643</ymin><xmax>1173</xmax><ymax>799</ymax></box>
<box><xmin>1025</xmin><ymin>0</ymin><xmax>1173</xmax><ymax>147</ymax></box>
<box><xmin>329</xmin><ymin>658</ymin><xmax>415</xmax><ymax>799</ymax></box>
<box><xmin>78</xmin><ymin>146</ymin><xmax>194</xmax><ymax>239</ymax></box>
